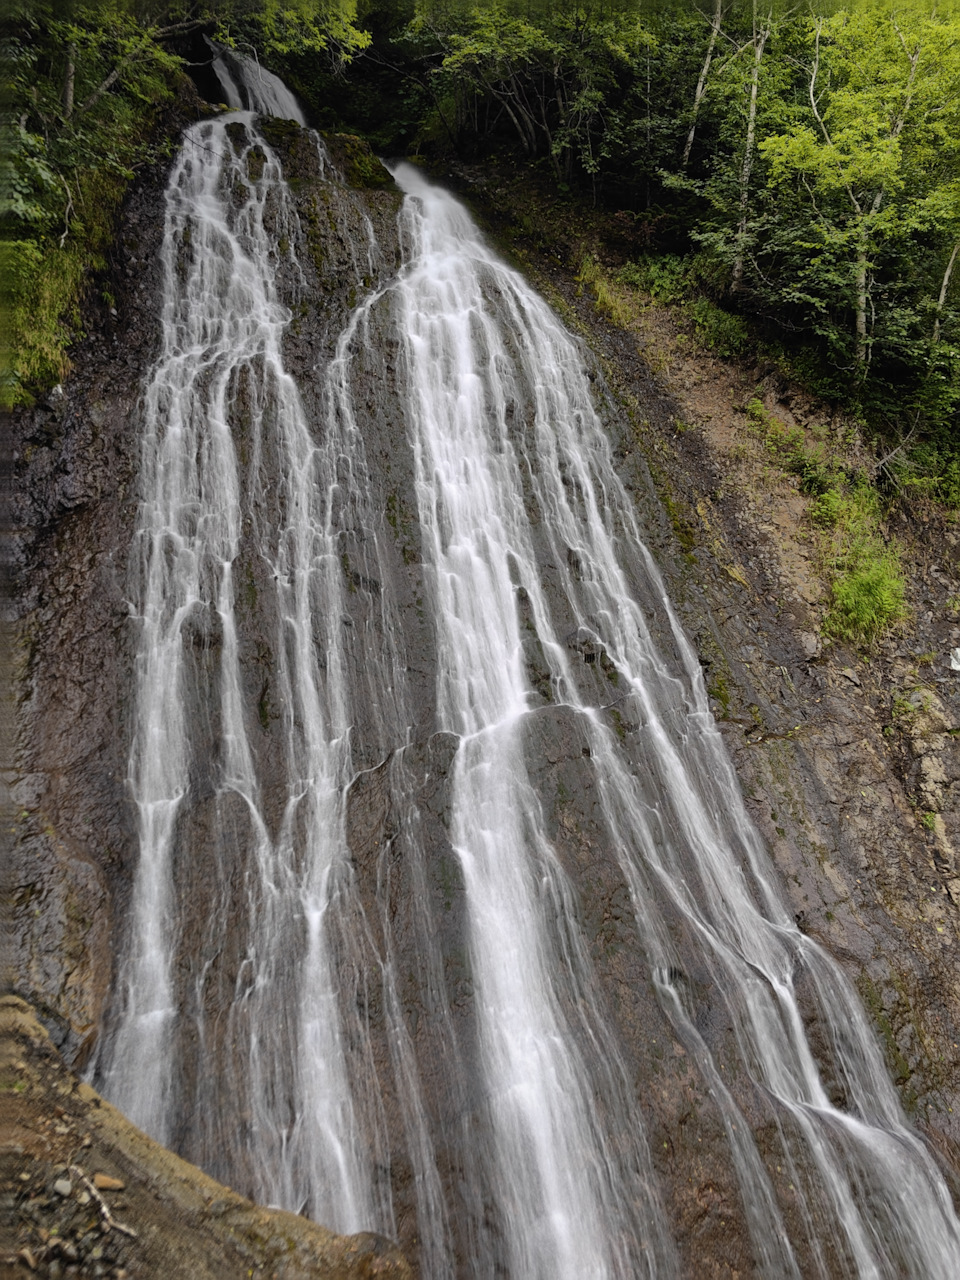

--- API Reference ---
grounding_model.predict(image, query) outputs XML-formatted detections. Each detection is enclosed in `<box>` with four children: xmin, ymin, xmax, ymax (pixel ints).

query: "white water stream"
<box><xmin>94</xmin><ymin>53</ymin><xmax>960</xmax><ymax>1279</ymax></box>
<box><xmin>95</xmin><ymin>58</ymin><xmax>390</xmax><ymax>1231</ymax></box>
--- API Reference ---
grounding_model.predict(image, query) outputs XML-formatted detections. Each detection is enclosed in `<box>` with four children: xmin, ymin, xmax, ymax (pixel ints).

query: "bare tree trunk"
<box><xmin>62</xmin><ymin>42</ymin><xmax>76</xmax><ymax>119</ymax></box>
<box><xmin>682</xmin><ymin>0</ymin><xmax>724</xmax><ymax>169</ymax></box>
<box><xmin>934</xmin><ymin>240</ymin><xmax>960</xmax><ymax>345</ymax></box>
<box><xmin>731</xmin><ymin>8</ymin><xmax>770</xmax><ymax>292</ymax></box>
<box><xmin>854</xmin><ymin>236</ymin><xmax>870</xmax><ymax>366</ymax></box>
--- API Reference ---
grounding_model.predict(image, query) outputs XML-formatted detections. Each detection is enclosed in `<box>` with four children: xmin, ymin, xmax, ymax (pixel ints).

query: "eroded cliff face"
<box><xmin>10</xmin><ymin>107</ymin><xmax>960</xmax><ymax>1278</ymax></box>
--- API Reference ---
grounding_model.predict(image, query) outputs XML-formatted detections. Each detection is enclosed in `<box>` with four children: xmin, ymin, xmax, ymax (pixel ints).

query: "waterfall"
<box><xmin>93</xmin><ymin>87</ymin><xmax>396</xmax><ymax>1232</ymax></box>
<box><xmin>93</xmin><ymin>55</ymin><xmax>960</xmax><ymax>1279</ymax></box>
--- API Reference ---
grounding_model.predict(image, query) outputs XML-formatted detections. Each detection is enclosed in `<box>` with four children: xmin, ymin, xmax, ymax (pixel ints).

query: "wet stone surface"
<box><xmin>11</xmin><ymin>99</ymin><xmax>960</xmax><ymax>1278</ymax></box>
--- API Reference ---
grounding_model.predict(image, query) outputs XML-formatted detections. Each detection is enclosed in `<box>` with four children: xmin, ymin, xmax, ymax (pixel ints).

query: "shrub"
<box><xmin>617</xmin><ymin>254</ymin><xmax>689</xmax><ymax>303</ymax></box>
<box><xmin>826</xmin><ymin>552</ymin><xmax>907</xmax><ymax>644</ymax></box>
<box><xmin>688</xmin><ymin>297</ymin><xmax>748</xmax><ymax>358</ymax></box>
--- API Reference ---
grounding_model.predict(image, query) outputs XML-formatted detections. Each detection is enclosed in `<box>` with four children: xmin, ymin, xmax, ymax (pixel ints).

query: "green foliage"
<box><xmin>826</xmin><ymin>553</ymin><xmax>907</xmax><ymax>645</ymax></box>
<box><xmin>809</xmin><ymin>477</ymin><xmax>907</xmax><ymax>643</ymax></box>
<box><xmin>617</xmin><ymin>255</ymin><xmax>688</xmax><ymax>303</ymax></box>
<box><xmin>740</xmin><ymin>394</ymin><xmax>906</xmax><ymax>643</ymax></box>
<box><xmin>688</xmin><ymin>296</ymin><xmax>747</xmax><ymax>357</ymax></box>
<box><xmin>757</xmin><ymin>3</ymin><xmax>960</xmax><ymax>389</ymax></box>
<box><xmin>2</xmin><ymin>1</ymin><xmax>188</xmax><ymax>406</ymax></box>
<box><xmin>211</xmin><ymin>0</ymin><xmax>371</xmax><ymax>62</ymax></box>
<box><xmin>409</xmin><ymin>2</ymin><xmax>654</xmax><ymax>180</ymax></box>
<box><xmin>3</xmin><ymin>0</ymin><xmax>374</xmax><ymax>407</ymax></box>
<box><xmin>615</xmin><ymin>254</ymin><xmax>747</xmax><ymax>354</ymax></box>
<box><xmin>887</xmin><ymin>442</ymin><xmax>960</xmax><ymax>509</ymax></box>
<box><xmin>578</xmin><ymin>254</ymin><xmax>642</xmax><ymax>329</ymax></box>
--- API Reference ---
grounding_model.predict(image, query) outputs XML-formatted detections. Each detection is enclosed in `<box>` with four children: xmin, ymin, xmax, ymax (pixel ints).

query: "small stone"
<box><xmin>53</xmin><ymin>1178</ymin><xmax>73</xmax><ymax>1197</ymax></box>
<box><xmin>799</xmin><ymin>631</ymin><xmax>820</xmax><ymax>658</ymax></box>
<box><xmin>77</xmin><ymin>1190</ymin><xmax>91</xmax><ymax>1206</ymax></box>
<box><xmin>18</xmin><ymin>1249</ymin><xmax>38</xmax><ymax>1271</ymax></box>
<box><xmin>841</xmin><ymin>667</ymin><xmax>861</xmax><ymax>686</ymax></box>
<box><xmin>92</xmin><ymin>1174</ymin><xmax>125</xmax><ymax>1191</ymax></box>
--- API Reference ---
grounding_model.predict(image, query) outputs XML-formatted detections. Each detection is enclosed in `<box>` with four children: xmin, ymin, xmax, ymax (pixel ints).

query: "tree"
<box><xmin>759</xmin><ymin>3</ymin><xmax>960</xmax><ymax>381</ymax></box>
<box><xmin>409</xmin><ymin>2</ymin><xmax>653</xmax><ymax>183</ymax></box>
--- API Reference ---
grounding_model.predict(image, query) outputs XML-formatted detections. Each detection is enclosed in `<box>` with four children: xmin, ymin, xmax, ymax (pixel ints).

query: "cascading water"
<box><xmin>94</xmin><ymin>58</ymin><xmax>402</xmax><ymax>1233</ymax></box>
<box><xmin>94</xmin><ymin>53</ymin><xmax>960</xmax><ymax>1278</ymax></box>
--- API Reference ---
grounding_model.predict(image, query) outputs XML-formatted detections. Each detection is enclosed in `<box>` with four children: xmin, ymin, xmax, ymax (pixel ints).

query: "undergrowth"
<box><xmin>4</xmin><ymin>11</ymin><xmax>184</xmax><ymax>408</ymax></box>
<box><xmin>746</xmin><ymin>399</ymin><xmax>907</xmax><ymax>645</ymax></box>
<box><xmin>577</xmin><ymin>249</ymin><xmax>911</xmax><ymax>648</ymax></box>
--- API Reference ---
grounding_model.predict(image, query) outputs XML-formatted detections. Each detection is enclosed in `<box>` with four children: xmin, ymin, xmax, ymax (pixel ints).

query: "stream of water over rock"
<box><xmin>92</xmin><ymin>53</ymin><xmax>960</xmax><ymax>1278</ymax></box>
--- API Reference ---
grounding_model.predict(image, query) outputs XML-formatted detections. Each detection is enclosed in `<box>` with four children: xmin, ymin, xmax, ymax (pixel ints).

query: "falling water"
<box><xmin>94</xmin><ymin>61</ymin><xmax>400</xmax><ymax>1233</ymax></box>
<box><xmin>93</xmin><ymin>53</ymin><xmax>960</xmax><ymax>1279</ymax></box>
<box><xmin>386</xmin><ymin>163</ymin><xmax>960</xmax><ymax>1277</ymax></box>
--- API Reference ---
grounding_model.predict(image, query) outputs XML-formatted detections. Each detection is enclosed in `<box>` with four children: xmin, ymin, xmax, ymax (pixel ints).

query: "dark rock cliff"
<box><xmin>10</xmin><ymin>107</ymin><xmax>960</xmax><ymax>1278</ymax></box>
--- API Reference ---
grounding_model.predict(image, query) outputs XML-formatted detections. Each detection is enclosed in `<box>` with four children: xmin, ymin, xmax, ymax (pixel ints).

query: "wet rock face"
<box><xmin>9</xmin><ymin>119</ymin><xmax>407</xmax><ymax>1065</ymax></box>
<box><xmin>12</xmin><ymin>110</ymin><xmax>960</xmax><ymax>1279</ymax></box>
<box><xmin>10</xmin><ymin>163</ymin><xmax>167</xmax><ymax>1064</ymax></box>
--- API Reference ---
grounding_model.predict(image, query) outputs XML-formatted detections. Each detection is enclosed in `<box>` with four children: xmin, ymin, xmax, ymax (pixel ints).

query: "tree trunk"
<box><xmin>731</xmin><ymin>12</ymin><xmax>770</xmax><ymax>293</ymax></box>
<box><xmin>933</xmin><ymin>241</ymin><xmax>960</xmax><ymax>345</ymax></box>
<box><xmin>854</xmin><ymin>237</ymin><xmax>870</xmax><ymax>367</ymax></box>
<box><xmin>62</xmin><ymin>43</ymin><xmax>76</xmax><ymax>119</ymax></box>
<box><xmin>682</xmin><ymin>0</ymin><xmax>724</xmax><ymax>169</ymax></box>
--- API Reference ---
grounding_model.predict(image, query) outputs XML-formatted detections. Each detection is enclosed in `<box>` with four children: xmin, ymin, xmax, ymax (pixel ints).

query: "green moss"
<box><xmin>246</xmin><ymin>145</ymin><xmax>266</xmax><ymax>184</ymax></box>
<box><xmin>324</xmin><ymin>133</ymin><xmax>393</xmax><ymax>189</ymax></box>
<box><xmin>258</xmin><ymin>116</ymin><xmax>303</xmax><ymax>150</ymax></box>
<box><xmin>707</xmin><ymin>672</ymin><xmax>731</xmax><ymax>717</ymax></box>
<box><xmin>644</xmin><ymin>462</ymin><xmax>697</xmax><ymax>560</ymax></box>
<box><xmin>302</xmin><ymin>194</ymin><xmax>327</xmax><ymax>277</ymax></box>
<box><xmin>857</xmin><ymin>973</ymin><xmax>918</xmax><ymax>1109</ymax></box>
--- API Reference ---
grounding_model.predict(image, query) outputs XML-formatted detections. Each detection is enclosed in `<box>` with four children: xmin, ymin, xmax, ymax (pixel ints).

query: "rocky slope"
<box><xmin>0</xmin><ymin>996</ymin><xmax>413</xmax><ymax>1279</ymax></box>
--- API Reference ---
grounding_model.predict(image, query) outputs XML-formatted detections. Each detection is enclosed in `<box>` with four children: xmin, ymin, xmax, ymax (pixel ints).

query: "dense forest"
<box><xmin>5</xmin><ymin>0</ymin><xmax>960</xmax><ymax>636</ymax></box>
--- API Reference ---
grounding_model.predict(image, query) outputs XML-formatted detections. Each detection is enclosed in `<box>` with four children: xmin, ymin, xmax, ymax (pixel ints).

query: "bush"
<box><xmin>688</xmin><ymin>296</ymin><xmax>748</xmax><ymax>358</ymax></box>
<box><xmin>888</xmin><ymin>443</ymin><xmax>960</xmax><ymax>510</ymax></box>
<box><xmin>826</xmin><ymin>553</ymin><xmax>907</xmax><ymax>644</ymax></box>
<box><xmin>811</xmin><ymin>479</ymin><xmax>906</xmax><ymax>643</ymax></box>
<box><xmin>617</xmin><ymin>254</ymin><xmax>689</xmax><ymax>303</ymax></box>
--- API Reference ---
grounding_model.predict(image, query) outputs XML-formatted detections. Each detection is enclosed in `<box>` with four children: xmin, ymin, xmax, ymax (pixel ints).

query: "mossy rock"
<box><xmin>258</xmin><ymin>115</ymin><xmax>303</xmax><ymax>149</ymax></box>
<box><xmin>323</xmin><ymin>133</ymin><xmax>394</xmax><ymax>190</ymax></box>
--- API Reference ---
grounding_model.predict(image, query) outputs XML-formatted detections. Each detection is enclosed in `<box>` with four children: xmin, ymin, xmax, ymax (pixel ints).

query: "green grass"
<box><xmin>811</xmin><ymin>481</ymin><xmax>907</xmax><ymax>644</ymax></box>
<box><xmin>746</xmin><ymin>397</ymin><xmax>907</xmax><ymax>645</ymax></box>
